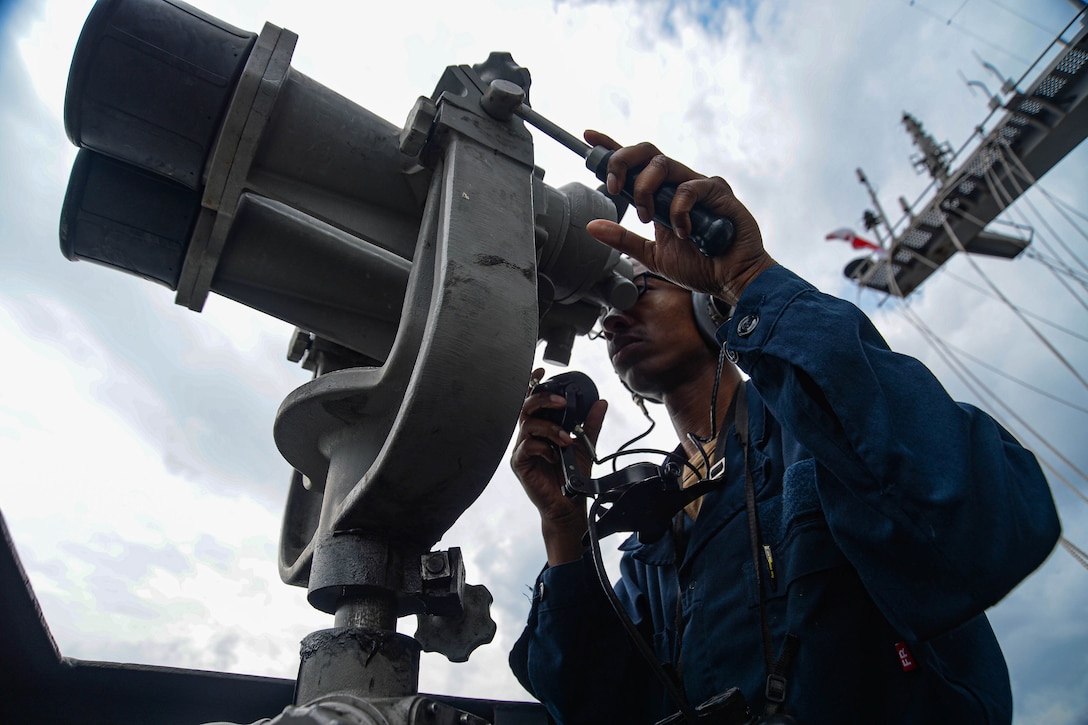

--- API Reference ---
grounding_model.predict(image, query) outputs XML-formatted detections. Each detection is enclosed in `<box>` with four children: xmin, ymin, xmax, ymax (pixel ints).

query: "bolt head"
<box><xmin>400</xmin><ymin>96</ymin><xmax>438</xmax><ymax>156</ymax></box>
<box><xmin>424</xmin><ymin>553</ymin><xmax>448</xmax><ymax>575</ymax></box>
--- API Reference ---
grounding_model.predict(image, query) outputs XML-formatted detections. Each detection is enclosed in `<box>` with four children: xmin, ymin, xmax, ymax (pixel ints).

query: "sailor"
<box><xmin>508</xmin><ymin>132</ymin><xmax>1060</xmax><ymax>724</ymax></box>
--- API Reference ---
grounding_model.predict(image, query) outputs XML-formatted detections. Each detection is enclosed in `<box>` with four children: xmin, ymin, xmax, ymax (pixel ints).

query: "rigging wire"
<box><xmin>935</xmin><ymin>340</ymin><xmax>1088</xmax><ymax>416</ymax></box>
<box><xmin>904</xmin><ymin>0</ymin><xmax>1032</xmax><ymax>65</ymax></box>
<box><xmin>947</xmin><ymin>0</ymin><xmax>971</xmax><ymax>25</ymax></box>
<box><xmin>892</xmin><ymin>242</ymin><xmax>1088</xmax><ymax>344</ymax></box>
<box><xmin>1037</xmin><ymin>186</ymin><xmax>1088</xmax><ymax>245</ymax></box>
<box><xmin>1061</xmin><ymin>537</ymin><xmax>1088</xmax><ymax>572</ymax></box>
<box><xmin>893</xmin><ymin>297</ymin><xmax>1088</xmax><ymax>503</ymax></box>
<box><xmin>995</xmin><ymin>145</ymin><xmax>1088</xmax><ymax>279</ymax></box>
<box><xmin>977</xmin><ymin>145</ymin><xmax>1088</xmax><ymax>283</ymax></box>
<box><xmin>983</xmin><ymin>163</ymin><xmax>1088</xmax><ymax>309</ymax></box>
<box><xmin>1033</xmin><ymin>456</ymin><xmax>1088</xmax><ymax>571</ymax></box>
<box><xmin>936</xmin><ymin>180</ymin><xmax>1088</xmax><ymax>393</ymax></box>
<box><xmin>883</xmin><ymin>216</ymin><xmax>1088</xmax><ymax>418</ymax></box>
<box><xmin>937</xmin><ymin>193</ymin><xmax>1088</xmax><ymax>311</ymax></box>
<box><xmin>977</xmin><ymin>167</ymin><xmax>1088</xmax><ymax>310</ymax></box>
<box><xmin>1036</xmin><ymin>452</ymin><xmax>1088</xmax><ymax>508</ymax></box>
<box><xmin>1042</xmin><ymin>187</ymin><xmax>1088</xmax><ymax>226</ymax></box>
<box><xmin>943</xmin><ymin>261</ymin><xmax>1088</xmax><ymax>340</ymax></box>
<box><xmin>891</xmin><ymin>291</ymin><xmax>1088</xmax><ymax>575</ymax></box>
<box><xmin>1023</xmin><ymin>249</ymin><xmax>1088</xmax><ymax>287</ymax></box>
<box><xmin>880</xmin><ymin>251</ymin><xmax>1088</xmax><ymax>502</ymax></box>
<box><xmin>984</xmin><ymin>0</ymin><xmax>1072</xmax><ymax>37</ymax></box>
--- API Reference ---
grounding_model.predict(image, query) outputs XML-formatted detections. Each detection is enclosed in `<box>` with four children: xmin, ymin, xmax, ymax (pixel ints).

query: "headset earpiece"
<box><xmin>692</xmin><ymin>292</ymin><xmax>734</xmax><ymax>350</ymax></box>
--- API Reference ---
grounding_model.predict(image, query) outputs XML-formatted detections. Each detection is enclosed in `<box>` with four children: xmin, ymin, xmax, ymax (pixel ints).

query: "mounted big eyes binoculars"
<box><xmin>57</xmin><ymin>0</ymin><xmax>646</xmax><ymax>721</ymax></box>
<box><xmin>61</xmin><ymin>0</ymin><xmax>639</xmax><ymax>367</ymax></box>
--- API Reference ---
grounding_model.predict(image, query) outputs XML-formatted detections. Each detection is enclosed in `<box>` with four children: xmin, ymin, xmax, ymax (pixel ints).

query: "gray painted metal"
<box><xmin>61</xmin><ymin>7</ymin><xmax>632</xmax><ymax>367</ymax></box>
<box><xmin>181</xmin><ymin>22</ymin><xmax>428</xmax><ymax>313</ymax></box>
<box><xmin>206</xmin><ymin>695</ymin><xmax>498</xmax><ymax>725</ymax></box>
<box><xmin>296</xmin><ymin>629</ymin><xmax>421</xmax><ymax>703</ymax></box>
<box><xmin>49</xmin><ymin>0</ymin><xmax>637</xmax><ymax>720</ymax></box>
<box><xmin>415</xmin><ymin>584</ymin><xmax>499</xmax><ymax>663</ymax></box>
<box><xmin>276</xmin><ymin>57</ymin><xmax>538</xmax><ymax>707</ymax></box>
<box><xmin>275</xmin><ymin>119</ymin><xmax>539</xmax><ymax>569</ymax></box>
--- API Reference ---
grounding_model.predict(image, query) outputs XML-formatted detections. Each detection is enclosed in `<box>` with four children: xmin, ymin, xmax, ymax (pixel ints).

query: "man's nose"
<box><xmin>599</xmin><ymin>307</ymin><xmax>630</xmax><ymax>339</ymax></box>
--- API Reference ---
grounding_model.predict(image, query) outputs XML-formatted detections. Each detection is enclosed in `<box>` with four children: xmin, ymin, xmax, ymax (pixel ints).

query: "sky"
<box><xmin>1</xmin><ymin>0</ymin><xmax>1087</xmax><ymax>722</ymax></box>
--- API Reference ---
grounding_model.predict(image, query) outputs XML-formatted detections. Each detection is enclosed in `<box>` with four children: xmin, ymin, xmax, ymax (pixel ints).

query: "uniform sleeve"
<box><xmin>509</xmin><ymin>554</ymin><xmax>659</xmax><ymax>724</ymax></box>
<box><xmin>717</xmin><ymin>264</ymin><xmax>1060</xmax><ymax>641</ymax></box>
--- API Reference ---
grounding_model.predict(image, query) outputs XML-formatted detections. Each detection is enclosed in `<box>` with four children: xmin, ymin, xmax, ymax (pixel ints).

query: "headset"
<box><xmin>692</xmin><ymin>291</ymin><xmax>735</xmax><ymax>350</ymax></box>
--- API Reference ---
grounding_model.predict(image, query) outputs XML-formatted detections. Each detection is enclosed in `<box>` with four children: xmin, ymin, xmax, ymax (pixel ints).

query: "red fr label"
<box><xmin>895</xmin><ymin>641</ymin><xmax>917</xmax><ymax>672</ymax></box>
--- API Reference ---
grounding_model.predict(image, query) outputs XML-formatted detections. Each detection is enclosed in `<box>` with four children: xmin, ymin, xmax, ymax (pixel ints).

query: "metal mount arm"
<box><xmin>273</xmin><ymin>57</ymin><xmax>539</xmax><ymax>708</ymax></box>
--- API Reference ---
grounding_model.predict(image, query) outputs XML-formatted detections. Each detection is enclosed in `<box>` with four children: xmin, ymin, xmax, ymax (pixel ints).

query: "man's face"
<box><xmin>600</xmin><ymin>264</ymin><xmax>715</xmax><ymax>398</ymax></box>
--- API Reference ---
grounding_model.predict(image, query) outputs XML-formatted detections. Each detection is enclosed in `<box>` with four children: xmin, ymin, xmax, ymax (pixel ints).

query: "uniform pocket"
<box><xmin>742</xmin><ymin>516</ymin><xmax>849</xmax><ymax>608</ymax></box>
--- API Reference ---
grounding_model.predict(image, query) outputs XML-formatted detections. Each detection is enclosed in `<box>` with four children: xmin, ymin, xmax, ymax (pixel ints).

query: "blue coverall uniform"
<box><xmin>510</xmin><ymin>265</ymin><xmax>1060</xmax><ymax>724</ymax></box>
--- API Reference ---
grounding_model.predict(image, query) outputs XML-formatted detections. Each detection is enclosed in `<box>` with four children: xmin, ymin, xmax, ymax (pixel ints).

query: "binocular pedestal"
<box><xmin>267</xmin><ymin>70</ymin><xmax>541</xmax><ymax>723</ymax></box>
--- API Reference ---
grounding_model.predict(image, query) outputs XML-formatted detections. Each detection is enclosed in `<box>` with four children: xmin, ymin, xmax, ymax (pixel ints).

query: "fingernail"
<box><xmin>607</xmin><ymin>172</ymin><xmax>618</xmax><ymax>194</ymax></box>
<box><xmin>550</xmin><ymin>395</ymin><xmax>567</xmax><ymax>405</ymax></box>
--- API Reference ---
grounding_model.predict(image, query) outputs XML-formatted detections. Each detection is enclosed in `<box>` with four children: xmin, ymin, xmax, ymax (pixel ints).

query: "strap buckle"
<box><xmin>764</xmin><ymin>673</ymin><xmax>788</xmax><ymax>704</ymax></box>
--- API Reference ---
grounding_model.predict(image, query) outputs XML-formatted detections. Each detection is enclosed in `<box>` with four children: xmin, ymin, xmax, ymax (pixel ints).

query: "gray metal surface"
<box><xmin>414</xmin><ymin>584</ymin><xmax>498</xmax><ymax>663</ymax></box>
<box><xmin>51</xmin><ymin>1</ymin><xmax>633</xmax><ymax>721</ymax></box>
<box><xmin>181</xmin><ymin>22</ymin><xmax>428</xmax><ymax>313</ymax></box>
<box><xmin>206</xmin><ymin>695</ymin><xmax>498</xmax><ymax>725</ymax></box>
<box><xmin>274</xmin><ymin>119</ymin><xmax>539</xmax><ymax>573</ymax></box>
<box><xmin>273</xmin><ymin>57</ymin><xmax>537</xmax><ymax>707</ymax></box>
<box><xmin>296</xmin><ymin>629</ymin><xmax>422</xmax><ymax>704</ymax></box>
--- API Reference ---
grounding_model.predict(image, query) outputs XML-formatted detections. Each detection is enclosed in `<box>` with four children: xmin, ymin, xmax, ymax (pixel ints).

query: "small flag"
<box><xmin>826</xmin><ymin>227</ymin><xmax>883</xmax><ymax>253</ymax></box>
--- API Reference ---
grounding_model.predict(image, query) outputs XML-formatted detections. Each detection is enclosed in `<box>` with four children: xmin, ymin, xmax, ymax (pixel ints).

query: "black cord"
<box><xmin>684</xmin><ymin>346</ymin><xmax>730</xmax><ymax>475</ymax></box>
<box><xmin>595</xmin><ymin>448</ymin><xmax>704</xmax><ymax>482</ymax></box>
<box><xmin>612</xmin><ymin>395</ymin><xmax>657</xmax><ymax>472</ymax></box>
<box><xmin>691</xmin><ymin>345</ymin><xmax>729</xmax><ymax>446</ymax></box>
<box><xmin>587</xmin><ymin>498</ymin><xmax>699</xmax><ymax>724</ymax></box>
<box><xmin>686</xmin><ymin>432</ymin><xmax>713</xmax><ymax>474</ymax></box>
<box><xmin>572</xmin><ymin>352</ymin><xmax>737</xmax><ymax>724</ymax></box>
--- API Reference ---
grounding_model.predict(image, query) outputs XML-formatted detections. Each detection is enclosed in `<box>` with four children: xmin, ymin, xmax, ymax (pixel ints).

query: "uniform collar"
<box><xmin>615</xmin><ymin>381</ymin><xmax>769</xmax><ymax>570</ymax></box>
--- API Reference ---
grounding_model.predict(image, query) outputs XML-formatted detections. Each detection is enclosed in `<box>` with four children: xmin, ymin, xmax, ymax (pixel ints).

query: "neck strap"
<box><xmin>738</xmin><ymin>382</ymin><xmax>799</xmax><ymax>716</ymax></box>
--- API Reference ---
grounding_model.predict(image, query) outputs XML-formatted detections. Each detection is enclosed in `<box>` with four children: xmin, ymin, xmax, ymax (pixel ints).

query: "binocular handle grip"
<box><xmin>588</xmin><ymin>147</ymin><xmax>736</xmax><ymax>257</ymax></box>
